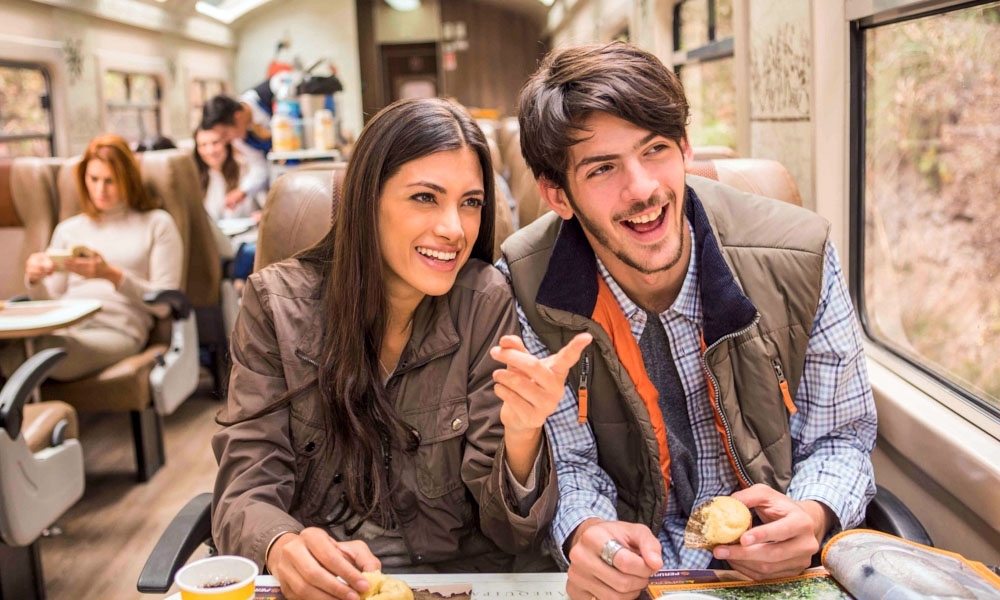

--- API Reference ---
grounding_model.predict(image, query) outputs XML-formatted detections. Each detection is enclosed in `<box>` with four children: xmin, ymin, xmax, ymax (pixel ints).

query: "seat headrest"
<box><xmin>255</xmin><ymin>166</ymin><xmax>346</xmax><ymax>271</ymax></box>
<box><xmin>0</xmin><ymin>161</ymin><xmax>20</xmax><ymax>227</ymax></box>
<box><xmin>256</xmin><ymin>161</ymin><xmax>516</xmax><ymax>272</ymax></box>
<box><xmin>687</xmin><ymin>158</ymin><xmax>802</xmax><ymax>207</ymax></box>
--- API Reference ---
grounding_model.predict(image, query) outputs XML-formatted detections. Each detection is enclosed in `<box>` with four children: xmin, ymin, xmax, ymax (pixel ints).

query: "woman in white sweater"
<box><xmin>0</xmin><ymin>133</ymin><xmax>183</xmax><ymax>381</ymax></box>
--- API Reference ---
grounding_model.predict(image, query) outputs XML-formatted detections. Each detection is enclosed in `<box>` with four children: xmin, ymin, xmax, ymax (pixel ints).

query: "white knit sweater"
<box><xmin>29</xmin><ymin>205</ymin><xmax>183</xmax><ymax>345</ymax></box>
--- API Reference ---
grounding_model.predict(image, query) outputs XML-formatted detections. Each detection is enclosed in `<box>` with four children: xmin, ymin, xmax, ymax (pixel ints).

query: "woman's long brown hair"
<box><xmin>290</xmin><ymin>98</ymin><xmax>495</xmax><ymax>526</ymax></box>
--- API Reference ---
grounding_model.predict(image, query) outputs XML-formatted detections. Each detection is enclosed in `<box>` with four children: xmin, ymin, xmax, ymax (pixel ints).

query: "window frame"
<box><xmin>671</xmin><ymin>0</ymin><xmax>737</xmax><ymax>150</ymax></box>
<box><xmin>0</xmin><ymin>60</ymin><xmax>55</xmax><ymax>157</ymax></box>
<box><xmin>848</xmin><ymin>0</ymin><xmax>1000</xmax><ymax>424</ymax></box>
<box><xmin>102</xmin><ymin>70</ymin><xmax>163</xmax><ymax>146</ymax></box>
<box><xmin>188</xmin><ymin>76</ymin><xmax>229</xmax><ymax>132</ymax></box>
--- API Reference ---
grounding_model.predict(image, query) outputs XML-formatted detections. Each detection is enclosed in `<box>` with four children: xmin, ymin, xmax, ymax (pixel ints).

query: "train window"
<box><xmin>103</xmin><ymin>71</ymin><xmax>162</xmax><ymax>147</ymax></box>
<box><xmin>0</xmin><ymin>63</ymin><xmax>54</xmax><ymax>158</ymax></box>
<box><xmin>856</xmin><ymin>1</ymin><xmax>1000</xmax><ymax>414</ymax></box>
<box><xmin>672</xmin><ymin>0</ymin><xmax>735</xmax><ymax>150</ymax></box>
<box><xmin>189</xmin><ymin>78</ymin><xmax>228</xmax><ymax>131</ymax></box>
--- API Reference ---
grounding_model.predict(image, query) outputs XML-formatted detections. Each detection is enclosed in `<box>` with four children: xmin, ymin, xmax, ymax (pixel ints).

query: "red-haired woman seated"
<box><xmin>0</xmin><ymin>133</ymin><xmax>182</xmax><ymax>381</ymax></box>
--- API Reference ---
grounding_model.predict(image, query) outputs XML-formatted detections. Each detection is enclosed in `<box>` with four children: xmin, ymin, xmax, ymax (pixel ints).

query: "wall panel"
<box><xmin>439</xmin><ymin>0</ymin><xmax>546</xmax><ymax>117</ymax></box>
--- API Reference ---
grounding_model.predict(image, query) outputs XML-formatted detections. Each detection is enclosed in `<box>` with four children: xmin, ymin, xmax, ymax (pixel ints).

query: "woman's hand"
<box><xmin>65</xmin><ymin>249</ymin><xmax>123</xmax><ymax>286</ymax></box>
<box><xmin>226</xmin><ymin>188</ymin><xmax>248</xmax><ymax>210</ymax></box>
<box><xmin>25</xmin><ymin>252</ymin><xmax>55</xmax><ymax>285</ymax></box>
<box><xmin>491</xmin><ymin>332</ymin><xmax>593</xmax><ymax>434</ymax></box>
<box><xmin>268</xmin><ymin>528</ymin><xmax>381</xmax><ymax>600</ymax></box>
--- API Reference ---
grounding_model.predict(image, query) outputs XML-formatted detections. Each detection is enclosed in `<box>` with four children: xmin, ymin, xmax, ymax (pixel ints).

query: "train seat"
<box><xmin>0</xmin><ymin>158</ymin><xmax>59</xmax><ymax>300</ymax></box>
<box><xmin>686</xmin><ymin>157</ymin><xmax>802</xmax><ymax>207</ymax></box>
<box><xmin>254</xmin><ymin>167</ymin><xmax>344</xmax><ymax>271</ymax></box>
<box><xmin>40</xmin><ymin>150</ymin><xmax>201</xmax><ymax>482</ymax></box>
<box><xmin>141</xmin><ymin>149</ymin><xmax>230</xmax><ymax>399</ymax></box>
<box><xmin>691</xmin><ymin>145</ymin><xmax>739</xmax><ymax>160</ymax></box>
<box><xmin>0</xmin><ymin>348</ymin><xmax>84</xmax><ymax>600</ymax></box>
<box><xmin>497</xmin><ymin>116</ymin><xmax>520</xmax><ymax>171</ymax></box>
<box><xmin>257</xmin><ymin>164</ymin><xmax>514</xmax><ymax>270</ymax></box>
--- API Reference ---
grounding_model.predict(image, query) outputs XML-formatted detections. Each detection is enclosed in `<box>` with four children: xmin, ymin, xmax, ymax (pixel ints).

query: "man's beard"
<box><xmin>565</xmin><ymin>188</ymin><xmax>686</xmax><ymax>276</ymax></box>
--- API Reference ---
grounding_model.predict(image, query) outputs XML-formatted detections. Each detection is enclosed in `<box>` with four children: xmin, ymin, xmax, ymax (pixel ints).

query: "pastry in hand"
<box><xmin>359</xmin><ymin>570</ymin><xmax>414</xmax><ymax>600</ymax></box>
<box><xmin>684</xmin><ymin>496</ymin><xmax>752</xmax><ymax>549</ymax></box>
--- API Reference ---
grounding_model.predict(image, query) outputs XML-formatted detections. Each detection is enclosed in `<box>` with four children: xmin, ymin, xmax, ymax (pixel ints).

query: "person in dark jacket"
<box><xmin>212</xmin><ymin>98</ymin><xmax>569</xmax><ymax>600</ymax></box>
<box><xmin>493</xmin><ymin>42</ymin><xmax>876</xmax><ymax>599</ymax></box>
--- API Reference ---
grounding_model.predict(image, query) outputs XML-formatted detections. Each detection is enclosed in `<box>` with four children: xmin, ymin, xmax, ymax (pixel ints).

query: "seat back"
<box><xmin>257</xmin><ymin>164</ymin><xmax>516</xmax><ymax>272</ymax></box>
<box><xmin>687</xmin><ymin>158</ymin><xmax>802</xmax><ymax>207</ymax></box>
<box><xmin>0</xmin><ymin>159</ymin><xmax>58</xmax><ymax>299</ymax></box>
<box><xmin>139</xmin><ymin>150</ymin><xmax>220</xmax><ymax>307</ymax></box>
<box><xmin>255</xmin><ymin>167</ymin><xmax>344</xmax><ymax>271</ymax></box>
<box><xmin>511</xmin><ymin>157</ymin><xmax>803</xmax><ymax>230</ymax></box>
<box><xmin>691</xmin><ymin>145</ymin><xmax>738</xmax><ymax>160</ymax></box>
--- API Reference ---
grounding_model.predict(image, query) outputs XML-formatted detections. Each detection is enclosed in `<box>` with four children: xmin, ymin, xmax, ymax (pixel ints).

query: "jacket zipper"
<box><xmin>702</xmin><ymin>315</ymin><xmax>760</xmax><ymax>488</ymax></box>
<box><xmin>772</xmin><ymin>359</ymin><xmax>797</xmax><ymax>414</ymax></box>
<box><xmin>576</xmin><ymin>352</ymin><xmax>591</xmax><ymax>423</ymax></box>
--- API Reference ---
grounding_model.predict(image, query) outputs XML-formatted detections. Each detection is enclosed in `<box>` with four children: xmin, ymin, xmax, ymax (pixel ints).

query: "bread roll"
<box><xmin>684</xmin><ymin>496</ymin><xmax>752</xmax><ymax>549</ymax></box>
<box><xmin>359</xmin><ymin>571</ymin><xmax>414</xmax><ymax>600</ymax></box>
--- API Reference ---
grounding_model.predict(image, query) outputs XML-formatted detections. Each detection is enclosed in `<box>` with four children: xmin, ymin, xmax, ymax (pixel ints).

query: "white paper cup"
<box><xmin>175</xmin><ymin>555</ymin><xmax>258</xmax><ymax>600</ymax></box>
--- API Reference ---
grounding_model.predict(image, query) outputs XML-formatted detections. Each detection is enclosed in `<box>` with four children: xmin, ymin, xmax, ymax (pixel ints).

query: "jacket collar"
<box><xmin>294</xmin><ymin>276</ymin><xmax>461</xmax><ymax>369</ymax></box>
<box><xmin>535</xmin><ymin>186</ymin><xmax>758</xmax><ymax>347</ymax></box>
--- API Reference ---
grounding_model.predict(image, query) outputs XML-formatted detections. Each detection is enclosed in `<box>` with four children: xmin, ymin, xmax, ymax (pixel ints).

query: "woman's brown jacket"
<box><xmin>211</xmin><ymin>258</ymin><xmax>557</xmax><ymax>571</ymax></box>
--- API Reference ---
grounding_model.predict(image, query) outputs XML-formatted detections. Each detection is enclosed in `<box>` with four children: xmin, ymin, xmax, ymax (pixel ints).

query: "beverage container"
<box><xmin>313</xmin><ymin>108</ymin><xmax>336</xmax><ymax>150</ymax></box>
<box><xmin>271</xmin><ymin>72</ymin><xmax>302</xmax><ymax>151</ymax></box>
<box><xmin>175</xmin><ymin>555</ymin><xmax>257</xmax><ymax>600</ymax></box>
<box><xmin>271</xmin><ymin>113</ymin><xmax>300</xmax><ymax>152</ymax></box>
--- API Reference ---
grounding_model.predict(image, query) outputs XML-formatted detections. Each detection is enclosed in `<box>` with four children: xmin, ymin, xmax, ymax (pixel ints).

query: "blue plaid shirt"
<box><xmin>496</xmin><ymin>226</ymin><xmax>876</xmax><ymax>568</ymax></box>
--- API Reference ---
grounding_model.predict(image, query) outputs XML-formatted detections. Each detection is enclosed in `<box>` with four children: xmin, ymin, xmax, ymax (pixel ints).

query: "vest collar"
<box><xmin>535</xmin><ymin>186</ymin><xmax>758</xmax><ymax>347</ymax></box>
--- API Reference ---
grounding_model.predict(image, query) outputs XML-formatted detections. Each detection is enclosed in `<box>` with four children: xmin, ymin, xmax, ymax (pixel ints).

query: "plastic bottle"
<box><xmin>271</xmin><ymin>73</ymin><xmax>302</xmax><ymax>151</ymax></box>
<box><xmin>313</xmin><ymin>108</ymin><xmax>335</xmax><ymax>150</ymax></box>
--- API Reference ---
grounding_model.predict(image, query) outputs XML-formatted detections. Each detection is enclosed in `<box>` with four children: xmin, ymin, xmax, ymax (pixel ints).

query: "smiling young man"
<box><xmin>494</xmin><ymin>42</ymin><xmax>877</xmax><ymax>600</ymax></box>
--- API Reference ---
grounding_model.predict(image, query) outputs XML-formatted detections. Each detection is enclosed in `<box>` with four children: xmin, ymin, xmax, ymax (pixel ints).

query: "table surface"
<box><xmin>0</xmin><ymin>299</ymin><xmax>101</xmax><ymax>339</ymax></box>
<box><xmin>166</xmin><ymin>572</ymin><xmax>569</xmax><ymax>599</ymax></box>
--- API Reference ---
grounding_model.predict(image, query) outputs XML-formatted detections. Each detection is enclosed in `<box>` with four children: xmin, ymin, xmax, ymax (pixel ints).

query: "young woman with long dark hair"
<box><xmin>212</xmin><ymin>98</ymin><xmax>578</xmax><ymax>600</ymax></box>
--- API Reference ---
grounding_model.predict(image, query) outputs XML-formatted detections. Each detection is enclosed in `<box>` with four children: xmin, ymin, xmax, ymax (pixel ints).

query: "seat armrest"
<box><xmin>0</xmin><ymin>348</ymin><xmax>67</xmax><ymax>439</ymax></box>
<box><xmin>7</xmin><ymin>294</ymin><xmax>29</xmax><ymax>303</ymax></box>
<box><xmin>137</xmin><ymin>492</ymin><xmax>214</xmax><ymax>593</ymax></box>
<box><xmin>865</xmin><ymin>484</ymin><xmax>933</xmax><ymax>546</ymax></box>
<box><xmin>146</xmin><ymin>290</ymin><xmax>199</xmax><ymax>416</ymax></box>
<box><xmin>143</xmin><ymin>289</ymin><xmax>192</xmax><ymax>320</ymax></box>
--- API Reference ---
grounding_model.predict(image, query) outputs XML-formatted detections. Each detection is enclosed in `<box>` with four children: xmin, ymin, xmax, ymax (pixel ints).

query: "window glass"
<box><xmin>861</xmin><ymin>2</ymin><xmax>1000</xmax><ymax>410</ymax></box>
<box><xmin>674</xmin><ymin>0</ymin><xmax>736</xmax><ymax>151</ymax></box>
<box><xmin>103</xmin><ymin>71</ymin><xmax>161</xmax><ymax>146</ymax></box>
<box><xmin>678</xmin><ymin>0</ymin><xmax>709</xmax><ymax>50</ymax></box>
<box><xmin>189</xmin><ymin>78</ymin><xmax>228</xmax><ymax>131</ymax></box>
<box><xmin>0</xmin><ymin>64</ymin><xmax>53</xmax><ymax>157</ymax></box>
<box><xmin>130</xmin><ymin>74</ymin><xmax>159</xmax><ymax>104</ymax></box>
<box><xmin>715</xmin><ymin>0</ymin><xmax>732</xmax><ymax>40</ymax></box>
<box><xmin>679</xmin><ymin>57</ymin><xmax>735</xmax><ymax>148</ymax></box>
<box><xmin>104</xmin><ymin>72</ymin><xmax>128</xmax><ymax>103</ymax></box>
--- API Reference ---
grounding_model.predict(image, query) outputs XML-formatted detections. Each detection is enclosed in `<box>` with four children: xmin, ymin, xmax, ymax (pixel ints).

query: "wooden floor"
<box><xmin>39</xmin><ymin>379</ymin><xmax>223</xmax><ymax>600</ymax></box>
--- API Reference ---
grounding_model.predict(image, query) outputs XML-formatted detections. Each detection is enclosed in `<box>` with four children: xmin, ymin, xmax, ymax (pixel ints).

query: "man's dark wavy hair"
<box><xmin>517</xmin><ymin>41</ymin><xmax>690</xmax><ymax>189</ymax></box>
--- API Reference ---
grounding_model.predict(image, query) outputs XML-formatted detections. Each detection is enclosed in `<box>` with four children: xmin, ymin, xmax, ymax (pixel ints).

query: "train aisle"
<box><xmin>38</xmin><ymin>376</ymin><xmax>221</xmax><ymax>599</ymax></box>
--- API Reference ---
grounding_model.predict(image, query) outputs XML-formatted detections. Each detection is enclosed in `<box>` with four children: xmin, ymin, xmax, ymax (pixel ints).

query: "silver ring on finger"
<box><xmin>600</xmin><ymin>538</ymin><xmax>624</xmax><ymax>568</ymax></box>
